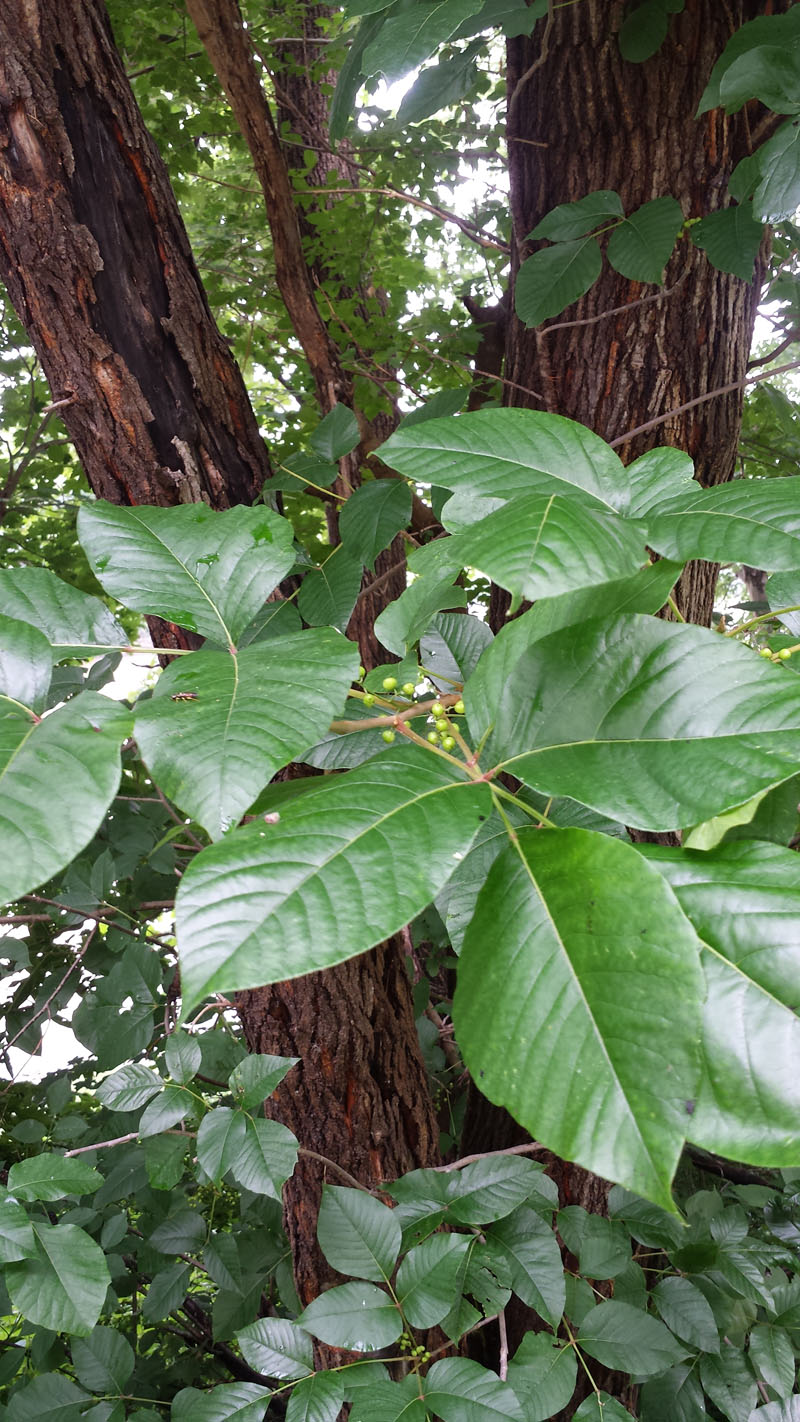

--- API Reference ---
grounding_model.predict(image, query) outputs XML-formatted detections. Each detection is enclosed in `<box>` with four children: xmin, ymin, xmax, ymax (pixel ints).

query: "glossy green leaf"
<box><xmin>749</xmin><ymin>1323</ymin><xmax>795</xmax><ymax>1399</ymax></box>
<box><xmin>7</xmin><ymin>1155</ymin><xmax>101</xmax><ymax>1201</ymax></box>
<box><xmin>171</xmin><ymin>1383</ymin><xmax>272</xmax><ymax>1422</ymax></box>
<box><xmin>697</xmin><ymin>9</ymin><xmax>800</xmax><ymax>113</ymax></box>
<box><xmin>298</xmin><ymin>1281</ymin><xmax>402</xmax><ymax>1351</ymax></box>
<box><xmin>507</xmin><ymin>1332</ymin><xmax>577</xmax><ymax>1422</ymax></box>
<box><xmin>237</xmin><ymin>1318</ymin><xmax>313</xmax><ymax>1380</ymax></box>
<box><xmin>691</xmin><ymin>203</ymin><xmax>764</xmax><ymax>281</ymax></box>
<box><xmin>528</xmin><ymin>191</ymin><xmax>623</xmax><ymax>242</ymax></box>
<box><xmin>329</xmin><ymin>12</ymin><xmax>385</xmax><ymax>138</ymax></box>
<box><xmin>348</xmin><ymin>1377</ymin><xmax>427</xmax><ymax>1422</ymax></box>
<box><xmin>766</xmin><ymin>570</ymin><xmax>800</xmax><ymax>635</ymax></box>
<box><xmin>286</xmin><ymin>1371</ymin><xmax>345</xmax><ymax>1422</ymax></box>
<box><xmin>176</xmin><ymin>745</ymin><xmax>490</xmax><ymax>1013</ymax></box>
<box><xmin>0</xmin><ymin>615</ymin><xmax>52</xmax><ymax>711</ymax></box>
<box><xmin>480</xmin><ymin>615</ymin><xmax>800</xmax><ymax>831</ymax></box>
<box><xmin>79</xmin><ymin>502</ymin><xmax>294</xmax><ymax>646</ymax></box>
<box><xmin>699</xmin><ymin>1347</ymin><xmax>758</xmax><ymax>1421</ymax></box>
<box><xmin>296</xmin><ymin>548</ymin><xmax>363</xmax><ymax>633</ymax></box>
<box><xmin>317</xmin><ymin>1186</ymin><xmax>401</xmax><ymax>1281</ymax></box>
<box><xmin>618</xmin><ymin>0</ymin><xmax>669</xmax><ymax>62</ymax></box>
<box><xmin>573</xmin><ymin>1395</ymin><xmax>635</xmax><ymax>1421</ymax></box>
<box><xmin>3</xmin><ymin>1373</ymin><xmax>90</xmax><ymax>1422</ymax></box>
<box><xmin>455</xmin><ymin>829</ymin><xmax>704</xmax><ymax>1208</ymax></box>
<box><xmin>138</xmin><ymin>1084</ymin><xmax>195</xmax><ymax>1137</ymax></box>
<box><xmin>374</xmin><ymin>570</ymin><xmax>467</xmax><ymax>657</ymax></box>
<box><xmin>396</xmin><ymin>51</ymin><xmax>479</xmax><ymax>125</ymax></box>
<box><xmin>339</xmin><ymin>480</ymin><xmax>411</xmax><ymax>569</ymax></box>
<box><xmin>6</xmin><ymin>1221</ymin><xmax>110</xmax><ymax>1336</ymax></box>
<box><xmin>753</xmin><ymin>118</ymin><xmax>800</xmax><ymax>222</ymax></box>
<box><xmin>395</xmin><ymin>1233</ymin><xmax>470</xmax><ymax>1328</ymax></box>
<box><xmin>165</xmin><ymin>1031</ymin><xmax>202</xmax><ymax>1084</ymax></box>
<box><xmin>228</xmin><ymin>1053</ymin><xmax>298</xmax><ymax>1110</ymax></box>
<box><xmin>0</xmin><ymin>567</ymin><xmax>125</xmax><ymax>657</ymax></box>
<box><xmin>625</xmin><ymin>447</ymin><xmax>696</xmax><ymax>518</ymax></box>
<box><xmin>647</xmin><ymin>477</ymin><xmax>800</xmax><ymax>568</ymax></box>
<box><xmin>514</xmin><ymin>238</ymin><xmax>602</xmax><ymax>327</ymax></box>
<box><xmin>747</xmin><ymin>1401</ymin><xmax>800</xmax><ymax>1422</ymax></box>
<box><xmin>197</xmin><ymin>1107</ymin><xmax>248</xmax><ymax>1184</ymax></box>
<box><xmin>0</xmin><ymin>1198</ymin><xmax>36</xmax><ymax>1266</ymax></box>
<box><xmin>420</xmin><ymin>611</ymin><xmax>492</xmax><ymax>691</ymax></box>
<box><xmin>441</xmin><ymin>1237</ymin><xmax>512</xmax><ymax>1341</ymax></box>
<box><xmin>557</xmin><ymin>1208</ymin><xmax>632</xmax><ymax>1280</ymax></box>
<box><xmin>309</xmin><ymin>403</ymin><xmax>360</xmax><ymax>461</ymax></box>
<box><xmin>486</xmin><ymin>1206</ymin><xmax>565</xmax><ymax>1326</ymax></box>
<box><xmin>423</xmin><ymin>1357</ymin><xmax>525</xmax><ymax>1420</ymax></box>
<box><xmin>651</xmin><ymin>1276</ymin><xmax>720</xmax><ymax>1352</ymax></box>
<box><xmin>228</xmin><ymin>1117</ymin><xmax>299</xmax><ymax>1198</ymax></box>
<box><xmin>135</xmin><ymin>631</ymin><xmax>358</xmax><ymax>838</ymax></box>
<box><xmin>142</xmin><ymin>1261</ymin><xmax>190</xmax><ymax>1322</ymax></box>
<box><xmin>271</xmin><ymin>452</ymin><xmax>340</xmax><ymax>494</ymax></box>
<box><xmin>577</xmin><ymin>1301</ymin><xmax>686</xmax><ymax>1376</ymax></box>
<box><xmin>639</xmin><ymin>1364</ymin><xmax>707</xmax><ymax>1422</ymax></box>
<box><xmin>0</xmin><ymin>692</ymin><xmax>130</xmax><ymax>904</ymax></box>
<box><xmin>436</xmin><ymin>806</ymin><xmax>528</xmax><ymax>953</ymax></box>
<box><xmin>361</xmin><ymin>0</ymin><xmax>485</xmax><ymax>81</ymax></box>
<box><xmin>71</xmin><ymin>1328</ymin><xmax>134</xmax><ymax>1393</ymax></box>
<box><xmin>149</xmin><ymin>1210</ymin><xmax>205</xmax><ymax>1255</ymax></box>
<box><xmin>445</xmin><ymin>1156</ymin><xmax>548</xmax><ymax>1225</ymax></box>
<box><xmin>719</xmin><ymin>45</ymin><xmax>800</xmax><ymax>114</ymax></box>
<box><xmin>639</xmin><ymin>842</ymin><xmax>800</xmax><ymax>1165</ymax></box>
<box><xmin>607</xmin><ymin>197</ymin><xmax>684</xmax><ymax>283</ymax></box>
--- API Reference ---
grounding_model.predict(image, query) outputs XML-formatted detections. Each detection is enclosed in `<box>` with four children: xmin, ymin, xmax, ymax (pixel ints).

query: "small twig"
<box><xmin>424</xmin><ymin>1005</ymin><xmax>462</xmax><ymax>1072</ymax></box>
<box><xmin>298</xmin><ymin>1147</ymin><xmax>382</xmax><ymax>1195</ymax></box>
<box><xmin>432</xmin><ymin>1141</ymin><xmax>545</xmax><ymax>1173</ymax></box>
<box><xmin>64</xmin><ymin>1131</ymin><xmax>140</xmax><ymax>1157</ymax></box>
<box><xmin>498</xmin><ymin>1309</ymin><xmax>509</xmax><ymax>1381</ymax></box>
<box><xmin>304</xmin><ymin>186</ymin><xmax>508</xmax><ymax>254</ymax></box>
<box><xmin>329</xmin><ymin>692</ymin><xmax>460</xmax><ymax>734</ymax></box>
<box><xmin>541</xmin><ymin>274</ymin><xmax>687</xmax><ymax>335</ymax></box>
<box><xmin>610</xmin><ymin>358</ymin><xmax>800</xmax><ymax>447</ymax></box>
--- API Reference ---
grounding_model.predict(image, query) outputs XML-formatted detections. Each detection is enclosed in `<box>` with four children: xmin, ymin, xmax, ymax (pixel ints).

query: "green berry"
<box><xmin>454</xmin><ymin>699</ymin><xmax>465</xmax><ymax>715</ymax></box>
<box><xmin>362</xmin><ymin>692</ymin><xmax>375</xmax><ymax>707</ymax></box>
<box><xmin>441</xmin><ymin>734</ymin><xmax>456</xmax><ymax>751</ymax></box>
<box><xmin>427</xmin><ymin>731</ymin><xmax>440</xmax><ymax>745</ymax></box>
<box><xmin>402</xmin><ymin>682</ymin><xmax>416</xmax><ymax>697</ymax></box>
<box><xmin>358</xmin><ymin>665</ymin><xmax>366</xmax><ymax>680</ymax></box>
<box><xmin>759</xmin><ymin>647</ymin><xmax>773</xmax><ymax>657</ymax></box>
<box><xmin>434</xmin><ymin>717</ymin><xmax>449</xmax><ymax>733</ymax></box>
<box><xmin>779</xmin><ymin>647</ymin><xmax>793</xmax><ymax>660</ymax></box>
<box><xmin>431</xmin><ymin>700</ymin><xmax>444</xmax><ymax>716</ymax></box>
<box><xmin>382</xmin><ymin>676</ymin><xmax>398</xmax><ymax>691</ymax></box>
<box><xmin>381</xmin><ymin>728</ymin><xmax>396</xmax><ymax>743</ymax></box>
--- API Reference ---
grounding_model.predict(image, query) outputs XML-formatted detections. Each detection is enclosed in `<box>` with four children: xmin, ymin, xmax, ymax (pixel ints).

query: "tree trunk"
<box><xmin>0</xmin><ymin>0</ymin><xmax>437</xmax><ymax>1346</ymax></box>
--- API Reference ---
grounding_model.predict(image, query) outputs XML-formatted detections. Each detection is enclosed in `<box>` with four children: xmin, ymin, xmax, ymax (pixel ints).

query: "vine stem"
<box><xmin>432</xmin><ymin>1141</ymin><xmax>545</xmax><ymax>1173</ymax></box>
<box><xmin>492</xmin><ymin>782</ymin><xmax>556</xmax><ymax>829</ymax></box>
<box><xmin>727</xmin><ymin>603</ymin><xmax>800</xmax><ymax>635</ymax></box>
<box><xmin>330</xmin><ymin>691</ymin><xmax>460</xmax><ymax>734</ymax></box>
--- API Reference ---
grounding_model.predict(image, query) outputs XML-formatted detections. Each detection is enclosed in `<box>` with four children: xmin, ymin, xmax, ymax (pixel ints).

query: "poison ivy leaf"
<box><xmin>374</xmin><ymin>571</ymin><xmax>467</xmax><ymax>657</ymax></box>
<box><xmin>485</xmin><ymin>1207</ymin><xmax>565</xmax><ymax>1326</ymax></box>
<box><xmin>165</xmin><ymin>1031</ymin><xmax>202</xmax><ymax>1084</ymax></box>
<box><xmin>398</xmin><ymin>389</ymin><xmax>469</xmax><ymax>427</ymax></box>
<box><xmin>421</xmin><ymin>611</ymin><xmax>492</xmax><ymax>691</ymax></box>
<box><xmin>286</xmin><ymin>1371</ymin><xmax>345</xmax><ymax>1422</ymax></box>
<box><xmin>0</xmin><ymin>615</ymin><xmax>52</xmax><ymax>711</ymax></box>
<box><xmin>134</xmin><ymin>631</ymin><xmax>358</xmax><ymax>838</ymax></box>
<box><xmin>380</xmin><ymin>410</ymin><xmax>629</xmax><ymax>516</ymax></box>
<box><xmin>0</xmin><ymin>567</ymin><xmax>125</xmax><ymax>657</ymax></box>
<box><xmin>647</xmin><ymin>477</ymin><xmax>800</xmax><ymax>568</ymax></box>
<box><xmin>339</xmin><ymin>480</ymin><xmax>411</xmax><ymax>569</ymax></box>
<box><xmin>396</xmin><ymin>51</ymin><xmax>479</xmax><ymax>125</ymax></box>
<box><xmin>697</xmin><ymin>8</ymin><xmax>800</xmax><ymax>113</ymax></box>
<box><xmin>197</xmin><ymin>1107</ymin><xmax>249</xmax><ymax>1184</ymax></box>
<box><xmin>558</xmin><ymin>1208</ymin><xmax>632</xmax><ymax>1280</ymax></box>
<box><xmin>478</xmin><ymin>615</ymin><xmax>800</xmax><ymax>831</ymax></box>
<box><xmin>298</xmin><ymin>1281</ymin><xmax>402</xmax><ymax>1351</ymax></box>
<box><xmin>577</xmin><ymin>1301</ymin><xmax>686</xmax><ymax>1376</ymax></box>
<box><xmin>514</xmin><ymin>238</ymin><xmax>602</xmax><ymax>327</ymax></box>
<box><xmin>228</xmin><ymin>1054</ymin><xmax>298</xmax><ymax>1110</ymax></box>
<box><xmin>138</xmin><ymin>1084</ymin><xmax>195</xmax><ymax>1137</ymax></box>
<box><xmin>638</xmin><ymin>842</ymin><xmax>800</xmax><ymax>1165</ymax></box>
<box><xmin>748</xmin><ymin>1402</ymin><xmax>800</xmax><ymax>1422</ymax></box>
<box><xmin>699</xmin><ymin>1347</ymin><xmax>758</xmax><ymax>1421</ymax></box>
<box><xmin>79</xmin><ymin>502</ymin><xmax>295</xmax><ymax>646</ymax></box>
<box><xmin>651</xmin><ymin>1276</ymin><xmax>720</xmax><ymax>1352</ymax></box>
<box><xmin>348</xmin><ymin>1377</ymin><xmax>427</xmax><ymax>1422</ymax></box>
<box><xmin>317</xmin><ymin>1186</ymin><xmax>401</xmax><ymax>1281</ymax></box>
<box><xmin>361</xmin><ymin>0</ymin><xmax>485</xmax><ymax>81</ymax></box>
<box><xmin>0</xmin><ymin>1199</ymin><xmax>36</xmax><ymax>1265</ymax></box>
<box><xmin>528</xmin><ymin>191</ymin><xmax>623</xmax><ymax>242</ymax></box>
<box><xmin>142</xmin><ymin>1261</ymin><xmax>190</xmax><ymax>1321</ymax></box>
<box><xmin>95</xmin><ymin>1065</ymin><xmax>161</xmax><ymax>1116</ymax></box>
<box><xmin>300</xmin><ymin>699</ymin><xmax>391</xmax><ymax>771</ymax></box>
<box><xmin>149</xmin><ymin>1210</ymin><xmax>205</xmax><ymax>1255</ymax></box>
<box><xmin>625</xmin><ymin>447</ymin><xmax>696</xmax><ymax>519</ymax></box>
<box><xmin>176</xmin><ymin>745</ymin><xmax>490</xmax><ymax>1014</ymax></box>
<box><xmin>6</xmin><ymin>1221</ymin><xmax>110</xmax><ymax>1336</ymax></box>
<box><xmin>309</xmin><ymin>403</ymin><xmax>360</xmax><ymax>461</ymax></box>
<box><xmin>71</xmin><ymin>1327</ymin><xmax>134</xmax><ymax>1393</ymax></box>
<box><xmin>436</xmin><ymin>805</ymin><xmax>529</xmax><ymax>953</ymax></box>
<box><xmin>719</xmin><ymin>46</ymin><xmax>800</xmax><ymax>115</ymax></box>
<box><xmin>606</xmin><ymin>197</ymin><xmax>684</xmax><ymax>283</ymax></box>
<box><xmin>270</xmin><ymin>452</ymin><xmax>340</xmax><ymax>495</ymax></box>
<box><xmin>691</xmin><ymin>203</ymin><xmax>764</xmax><ymax>281</ymax></box>
<box><xmin>171</xmin><ymin>1383</ymin><xmax>272</xmax><ymax>1422</ymax></box>
<box><xmin>0</xmin><ymin>692</ymin><xmax>131</xmax><ymax>904</ymax></box>
<box><xmin>507</xmin><ymin>1332</ymin><xmax>577</xmax><ymax>1422</ymax></box>
<box><xmin>7</xmin><ymin>1155</ymin><xmax>101</xmax><ymax>1201</ymax></box>
<box><xmin>4</xmin><ymin>1373</ymin><xmax>90</xmax><ymax>1422</ymax></box>
<box><xmin>766</xmin><ymin>570</ymin><xmax>800</xmax><ymax>635</ymax></box>
<box><xmin>237</xmin><ymin>1318</ymin><xmax>314</xmax><ymax>1380</ymax></box>
<box><xmin>445</xmin><ymin>1156</ymin><xmax>548</xmax><ymax>1225</ymax></box>
<box><xmin>573</xmin><ymin>1396</ymin><xmax>635</xmax><ymax>1421</ymax></box>
<box><xmin>423</xmin><ymin>1357</ymin><xmax>525</xmax><ymax>1420</ymax></box>
<box><xmin>749</xmin><ymin>1323</ymin><xmax>795</xmax><ymax>1398</ymax></box>
<box><xmin>455</xmin><ymin>829</ymin><xmax>704</xmax><ymax>1209</ymax></box>
<box><xmin>452</xmin><ymin>0</ymin><xmax>547</xmax><ymax>40</ymax></box>
<box><xmin>395</xmin><ymin>1233</ymin><xmax>470</xmax><ymax>1328</ymax></box>
<box><xmin>228</xmin><ymin>1117</ymin><xmax>299</xmax><ymax>1198</ymax></box>
<box><xmin>753</xmin><ymin>118</ymin><xmax>800</xmax><ymax>222</ymax></box>
<box><xmin>639</xmin><ymin>1364</ymin><xmax>707</xmax><ymax>1422</ymax></box>
<box><xmin>618</xmin><ymin>0</ymin><xmax>670</xmax><ymax>62</ymax></box>
<box><xmin>297</xmin><ymin>548</ymin><xmax>363</xmax><ymax>633</ymax></box>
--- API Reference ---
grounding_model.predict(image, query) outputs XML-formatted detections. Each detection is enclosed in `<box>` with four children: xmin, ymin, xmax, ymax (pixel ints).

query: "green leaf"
<box><xmin>698</xmin><ymin>9</ymin><xmax>800</xmax><ymax>113</ymax></box>
<box><xmin>165</xmin><ymin>1031</ymin><xmax>202</xmax><ymax>1084</ymax></box>
<box><xmin>142</xmin><ymin>1261</ymin><xmax>190</xmax><ymax>1321</ymax></box>
<box><xmin>699</xmin><ymin>1347</ymin><xmax>758</xmax><ymax>1422</ymax></box>
<box><xmin>557</xmin><ymin>1208</ymin><xmax>632</xmax><ymax>1280</ymax></box>
<box><xmin>719</xmin><ymin>45</ymin><xmax>800</xmax><ymax>115</ymax></box>
<box><xmin>625</xmin><ymin>447</ymin><xmax>696</xmax><ymax>518</ymax></box>
<box><xmin>150</xmin><ymin>1209</ymin><xmax>205</xmax><ymax>1254</ymax></box>
<box><xmin>755</xmin><ymin>118</ymin><xmax>800</xmax><ymax>222</ymax></box>
<box><xmin>4</xmin><ymin>1374</ymin><xmax>90</xmax><ymax>1422</ymax></box>
<box><xmin>420</xmin><ymin>611</ymin><xmax>492</xmax><ymax>691</ymax></box>
<box><xmin>0</xmin><ymin>692</ymin><xmax>130</xmax><ymax>904</ymax></box>
<box><xmin>747</xmin><ymin>1402</ymin><xmax>800</xmax><ymax>1422</ymax></box>
<box><xmin>374</xmin><ymin>571</ymin><xmax>467</xmax><ymax>657</ymax></box>
<box><xmin>361</xmin><ymin>0</ymin><xmax>485</xmax><ymax>81</ymax></box>
<box><xmin>749</xmin><ymin>1323</ymin><xmax>795</xmax><ymax>1399</ymax></box>
<box><xmin>639</xmin><ymin>842</ymin><xmax>800</xmax><ymax>1165</ymax></box>
<box><xmin>78</xmin><ymin>502</ymin><xmax>295</xmax><ymax>646</ymax></box>
<box><xmin>639</xmin><ymin>1365</ymin><xmax>706</xmax><ymax>1422</ymax></box>
<box><xmin>6</xmin><ymin>1221</ymin><xmax>110</xmax><ymax>1336</ymax></box>
<box><xmin>330</xmin><ymin>12</ymin><xmax>386</xmax><ymax>139</ymax></box>
<box><xmin>445</xmin><ymin>1156</ymin><xmax>548</xmax><ymax>1225</ymax></box>
<box><xmin>176</xmin><ymin>745</ymin><xmax>490</xmax><ymax>1014</ymax></box>
<box><xmin>297</xmin><ymin>548</ymin><xmax>363</xmax><ymax>633</ymax></box>
<box><xmin>380</xmin><ymin>410</ymin><xmax>628</xmax><ymax>516</ymax></box>
<box><xmin>317</xmin><ymin>1185</ymin><xmax>401</xmax><ymax>1282</ymax></box>
<box><xmin>455</xmin><ymin>829</ymin><xmax>704</xmax><ymax>1208</ymax></box>
<box><xmin>396</xmin><ymin>51</ymin><xmax>479</xmax><ymax>126</ymax></box>
<box><xmin>271</xmin><ymin>452</ymin><xmax>340</xmax><ymax>494</ymax></box>
<box><xmin>0</xmin><ymin>615</ymin><xmax>52</xmax><ymax>711</ymax></box>
<box><xmin>767</xmin><ymin>570</ymin><xmax>800</xmax><ymax>635</ymax></box>
<box><xmin>348</xmin><ymin>1377</ymin><xmax>427</xmax><ymax>1422</ymax></box>
<box><xmin>197</xmin><ymin>1107</ymin><xmax>249</xmax><ymax>1184</ymax></box>
<box><xmin>395</xmin><ymin>1233</ymin><xmax>470</xmax><ymax>1328</ymax></box>
<box><xmin>606</xmin><ymin>197</ymin><xmax>684</xmax><ymax>283</ymax></box>
<box><xmin>690</xmin><ymin>203</ymin><xmax>764</xmax><ymax>281</ymax></box>
<box><xmin>228</xmin><ymin>1117</ymin><xmax>299</xmax><ymax>1198</ymax></box>
<box><xmin>7</xmin><ymin>1155</ymin><xmax>102</xmax><ymax>1201</ymax></box>
<box><xmin>486</xmin><ymin>1207</ymin><xmax>565</xmax><ymax>1326</ymax></box>
<box><xmin>398</xmin><ymin>389</ymin><xmax>469</xmax><ymax>427</ymax></box>
<box><xmin>651</xmin><ymin>1276</ymin><xmax>720</xmax><ymax>1352</ymax></box>
<box><xmin>71</xmin><ymin>1327</ymin><xmax>135</xmax><ymax>1393</ymax></box>
<box><xmin>0</xmin><ymin>1199</ymin><xmax>36</xmax><ymax>1265</ymax></box>
<box><xmin>138</xmin><ymin>1082</ymin><xmax>196</xmax><ymax>1137</ymax></box>
<box><xmin>0</xmin><ymin>567</ymin><xmax>125</xmax><ymax>657</ymax></box>
<box><xmin>286</xmin><ymin>1372</ymin><xmax>345</xmax><ymax>1422</ymax></box>
<box><xmin>573</xmin><ymin>1396</ymin><xmax>635</xmax><ymax>1421</ymax></box>
<box><xmin>618</xmin><ymin>0</ymin><xmax>669</xmax><ymax>63</ymax></box>
<box><xmin>309</xmin><ymin>403</ymin><xmax>360</xmax><ymax>461</ymax></box>
<box><xmin>423</xmin><ymin>1357</ymin><xmax>525</xmax><ymax>1420</ymax></box>
<box><xmin>480</xmin><ymin>614</ymin><xmax>800</xmax><ymax>831</ymax></box>
<box><xmin>237</xmin><ymin>1318</ymin><xmax>314</xmax><ymax>1380</ymax></box>
<box><xmin>577</xmin><ymin>1301</ymin><xmax>686</xmax><ymax>1376</ymax></box>
<box><xmin>144</xmin><ymin>1134</ymin><xmax>187</xmax><ymax>1191</ymax></box>
<box><xmin>134</xmin><ymin>631</ymin><xmax>358</xmax><ymax>838</ymax></box>
<box><xmin>171</xmin><ymin>1383</ymin><xmax>272</xmax><ymax>1422</ymax></box>
<box><xmin>647</xmin><ymin>476</ymin><xmax>800</xmax><ymax>568</ymax></box>
<box><xmin>228</xmin><ymin>1053</ymin><xmax>298</xmax><ymax>1110</ymax></box>
<box><xmin>298</xmin><ymin>1280</ymin><xmax>402</xmax><ymax>1351</ymax></box>
<box><xmin>96</xmin><ymin>1064</ymin><xmax>163</xmax><ymax>1112</ymax></box>
<box><xmin>528</xmin><ymin>191</ymin><xmax>623</xmax><ymax>242</ymax></box>
<box><xmin>339</xmin><ymin>481</ymin><xmax>411</xmax><ymax>570</ymax></box>
<box><xmin>507</xmin><ymin>1333</ymin><xmax>577</xmax><ymax>1422</ymax></box>
<box><xmin>514</xmin><ymin>238</ymin><xmax>602</xmax><ymax>327</ymax></box>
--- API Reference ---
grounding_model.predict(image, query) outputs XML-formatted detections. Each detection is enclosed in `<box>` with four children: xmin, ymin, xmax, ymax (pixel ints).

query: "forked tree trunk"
<box><xmin>0</xmin><ymin>0</ymin><xmax>437</xmax><ymax>1337</ymax></box>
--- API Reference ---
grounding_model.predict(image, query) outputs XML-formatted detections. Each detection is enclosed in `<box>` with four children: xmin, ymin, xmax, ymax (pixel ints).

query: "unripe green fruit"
<box><xmin>427</xmin><ymin>731</ymin><xmax>440</xmax><ymax>745</ymax></box>
<box><xmin>358</xmin><ymin>665</ymin><xmax>366</xmax><ymax>680</ymax></box>
<box><xmin>441</xmin><ymin>734</ymin><xmax>456</xmax><ymax>751</ymax></box>
<box><xmin>779</xmin><ymin>647</ymin><xmax>793</xmax><ymax>660</ymax></box>
<box><xmin>434</xmin><ymin>717</ymin><xmax>449</xmax><ymax>733</ymax></box>
<box><xmin>382</xmin><ymin>676</ymin><xmax>398</xmax><ymax>691</ymax></box>
<box><xmin>454</xmin><ymin>699</ymin><xmax>465</xmax><ymax>715</ymax></box>
<box><xmin>402</xmin><ymin>682</ymin><xmax>416</xmax><ymax>697</ymax></box>
<box><xmin>431</xmin><ymin>700</ymin><xmax>444</xmax><ymax>716</ymax></box>
<box><xmin>382</xmin><ymin>728</ymin><xmax>396</xmax><ymax>743</ymax></box>
<box><xmin>759</xmin><ymin>647</ymin><xmax>773</xmax><ymax>657</ymax></box>
<box><xmin>362</xmin><ymin>692</ymin><xmax>375</xmax><ymax>707</ymax></box>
